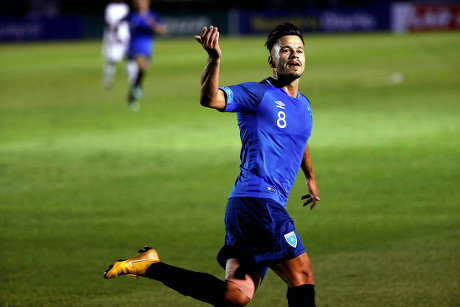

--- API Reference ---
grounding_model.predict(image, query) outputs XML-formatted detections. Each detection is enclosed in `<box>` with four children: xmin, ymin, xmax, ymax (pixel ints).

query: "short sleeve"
<box><xmin>220</xmin><ymin>82</ymin><xmax>265</xmax><ymax>113</ymax></box>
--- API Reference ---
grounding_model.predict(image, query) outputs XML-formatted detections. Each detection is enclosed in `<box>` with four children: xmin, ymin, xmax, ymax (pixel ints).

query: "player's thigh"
<box><xmin>225</xmin><ymin>258</ymin><xmax>262</xmax><ymax>302</ymax></box>
<box><xmin>269</xmin><ymin>252</ymin><xmax>314</xmax><ymax>287</ymax></box>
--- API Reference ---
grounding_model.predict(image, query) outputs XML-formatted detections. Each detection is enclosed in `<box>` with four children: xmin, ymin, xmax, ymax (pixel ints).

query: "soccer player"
<box><xmin>102</xmin><ymin>0</ymin><xmax>130</xmax><ymax>90</ymax></box>
<box><xmin>104</xmin><ymin>23</ymin><xmax>320</xmax><ymax>307</ymax></box>
<box><xmin>124</xmin><ymin>0</ymin><xmax>166</xmax><ymax>110</ymax></box>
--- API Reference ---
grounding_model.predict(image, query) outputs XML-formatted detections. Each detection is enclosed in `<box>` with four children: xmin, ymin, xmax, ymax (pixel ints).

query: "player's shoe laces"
<box><xmin>104</xmin><ymin>246</ymin><xmax>160</xmax><ymax>279</ymax></box>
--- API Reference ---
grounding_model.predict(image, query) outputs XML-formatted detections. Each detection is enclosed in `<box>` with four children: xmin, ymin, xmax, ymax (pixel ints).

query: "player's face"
<box><xmin>270</xmin><ymin>35</ymin><xmax>305</xmax><ymax>79</ymax></box>
<box><xmin>134</xmin><ymin>0</ymin><xmax>150</xmax><ymax>11</ymax></box>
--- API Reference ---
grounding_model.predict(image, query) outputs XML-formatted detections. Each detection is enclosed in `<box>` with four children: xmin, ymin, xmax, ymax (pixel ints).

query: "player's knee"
<box><xmin>297</xmin><ymin>266</ymin><xmax>314</xmax><ymax>286</ymax></box>
<box><xmin>224</xmin><ymin>282</ymin><xmax>251</xmax><ymax>306</ymax></box>
<box><xmin>136</xmin><ymin>57</ymin><xmax>149</xmax><ymax>72</ymax></box>
<box><xmin>286</xmin><ymin>265</ymin><xmax>315</xmax><ymax>287</ymax></box>
<box><xmin>305</xmin><ymin>262</ymin><xmax>315</xmax><ymax>280</ymax></box>
<box><xmin>224</xmin><ymin>292</ymin><xmax>250</xmax><ymax>306</ymax></box>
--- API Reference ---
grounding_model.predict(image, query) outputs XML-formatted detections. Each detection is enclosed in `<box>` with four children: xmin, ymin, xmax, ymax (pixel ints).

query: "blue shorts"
<box><xmin>217</xmin><ymin>197</ymin><xmax>306</xmax><ymax>278</ymax></box>
<box><xmin>127</xmin><ymin>39</ymin><xmax>153</xmax><ymax>59</ymax></box>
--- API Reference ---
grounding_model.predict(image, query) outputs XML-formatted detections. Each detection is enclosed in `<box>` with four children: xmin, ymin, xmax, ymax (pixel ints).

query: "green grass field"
<box><xmin>0</xmin><ymin>32</ymin><xmax>459</xmax><ymax>306</ymax></box>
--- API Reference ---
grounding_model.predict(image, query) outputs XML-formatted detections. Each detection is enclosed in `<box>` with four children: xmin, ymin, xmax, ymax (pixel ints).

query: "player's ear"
<box><xmin>268</xmin><ymin>56</ymin><xmax>275</xmax><ymax>68</ymax></box>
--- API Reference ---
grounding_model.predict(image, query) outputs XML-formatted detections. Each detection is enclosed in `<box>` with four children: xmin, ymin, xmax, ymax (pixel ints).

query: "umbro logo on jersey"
<box><xmin>275</xmin><ymin>101</ymin><xmax>285</xmax><ymax>109</ymax></box>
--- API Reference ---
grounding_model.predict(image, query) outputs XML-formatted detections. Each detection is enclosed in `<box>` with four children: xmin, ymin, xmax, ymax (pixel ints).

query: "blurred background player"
<box><xmin>102</xmin><ymin>0</ymin><xmax>130</xmax><ymax>90</ymax></box>
<box><xmin>124</xmin><ymin>0</ymin><xmax>166</xmax><ymax>110</ymax></box>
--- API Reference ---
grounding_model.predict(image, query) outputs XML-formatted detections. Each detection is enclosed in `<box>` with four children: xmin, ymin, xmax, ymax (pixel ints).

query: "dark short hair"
<box><xmin>265</xmin><ymin>23</ymin><xmax>304</xmax><ymax>52</ymax></box>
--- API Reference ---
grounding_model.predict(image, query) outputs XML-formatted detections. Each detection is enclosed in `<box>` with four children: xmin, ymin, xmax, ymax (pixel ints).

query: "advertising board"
<box><xmin>0</xmin><ymin>17</ymin><xmax>82</xmax><ymax>42</ymax></box>
<box><xmin>237</xmin><ymin>5</ymin><xmax>390</xmax><ymax>35</ymax></box>
<box><xmin>392</xmin><ymin>3</ymin><xmax>460</xmax><ymax>33</ymax></box>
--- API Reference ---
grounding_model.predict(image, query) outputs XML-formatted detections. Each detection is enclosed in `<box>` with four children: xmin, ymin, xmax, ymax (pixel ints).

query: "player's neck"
<box><xmin>271</xmin><ymin>76</ymin><xmax>300</xmax><ymax>98</ymax></box>
<box><xmin>137</xmin><ymin>6</ymin><xmax>149</xmax><ymax>14</ymax></box>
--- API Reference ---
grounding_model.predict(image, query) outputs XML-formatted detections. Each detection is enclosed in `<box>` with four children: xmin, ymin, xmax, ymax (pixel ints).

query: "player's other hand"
<box><xmin>301</xmin><ymin>194</ymin><xmax>320</xmax><ymax>210</ymax></box>
<box><xmin>303</xmin><ymin>178</ymin><xmax>320</xmax><ymax>210</ymax></box>
<box><xmin>194</xmin><ymin>26</ymin><xmax>222</xmax><ymax>60</ymax></box>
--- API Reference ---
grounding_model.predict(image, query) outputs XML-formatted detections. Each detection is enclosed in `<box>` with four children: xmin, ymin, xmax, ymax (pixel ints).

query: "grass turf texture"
<box><xmin>0</xmin><ymin>32</ymin><xmax>459</xmax><ymax>306</ymax></box>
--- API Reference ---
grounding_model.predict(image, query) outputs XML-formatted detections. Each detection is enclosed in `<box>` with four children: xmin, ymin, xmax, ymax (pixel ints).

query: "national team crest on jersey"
<box><xmin>284</xmin><ymin>231</ymin><xmax>298</xmax><ymax>248</ymax></box>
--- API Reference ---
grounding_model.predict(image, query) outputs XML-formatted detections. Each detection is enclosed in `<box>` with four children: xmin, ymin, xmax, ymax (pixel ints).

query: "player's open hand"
<box><xmin>302</xmin><ymin>178</ymin><xmax>320</xmax><ymax>210</ymax></box>
<box><xmin>302</xmin><ymin>194</ymin><xmax>320</xmax><ymax>210</ymax></box>
<box><xmin>194</xmin><ymin>26</ymin><xmax>222</xmax><ymax>59</ymax></box>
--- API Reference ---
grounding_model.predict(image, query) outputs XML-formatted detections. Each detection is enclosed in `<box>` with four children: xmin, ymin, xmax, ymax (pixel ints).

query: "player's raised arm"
<box><xmin>194</xmin><ymin>26</ymin><xmax>226</xmax><ymax>110</ymax></box>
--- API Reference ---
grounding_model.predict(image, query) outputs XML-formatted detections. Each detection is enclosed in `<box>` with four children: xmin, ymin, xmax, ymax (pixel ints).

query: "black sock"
<box><xmin>286</xmin><ymin>284</ymin><xmax>316</xmax><ymax>307</ymax></box>
<box><xmin>145</xmin><ymin>262</ymin><xmax>226</xmax><ymax>307</ymax></box>
<box><xmin>133</xmin><ymin>70</ymin><xmax>144</xmax><ymax>88</ymax></box>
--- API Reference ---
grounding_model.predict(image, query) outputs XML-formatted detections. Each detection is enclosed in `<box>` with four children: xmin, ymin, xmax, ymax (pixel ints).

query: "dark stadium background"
<box><xmin>0</xmin><ymin>0</ymin><xmax>454</xmax><ymax>18</ymax></box>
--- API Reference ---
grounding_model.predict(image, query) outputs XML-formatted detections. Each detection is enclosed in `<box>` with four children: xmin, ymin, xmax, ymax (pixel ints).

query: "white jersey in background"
<box><xmin>103</xmin><ymin>2</ymin><xmax>130</xmax><ymax>62</ymax></box>
<box><xmin>102</xmin><ymin>1</ymin><xmax>130</xmax><ymax>89</ymax></box>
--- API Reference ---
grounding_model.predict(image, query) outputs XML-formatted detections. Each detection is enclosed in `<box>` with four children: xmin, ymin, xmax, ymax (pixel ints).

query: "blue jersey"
<box><xmin>220</xmin><ymin>78</ymin><xmax>313</xmax><ymax>206</ymax></box>
<box><xmin>125</xmin><ymin>10</ymin><xmax>163</xmax><ymax>58</ymax></box>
